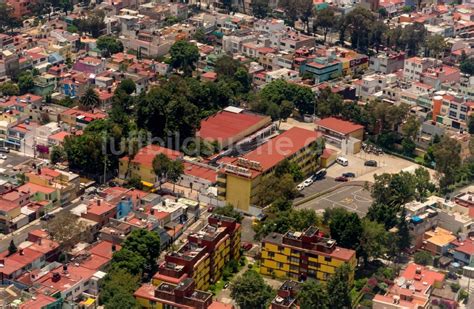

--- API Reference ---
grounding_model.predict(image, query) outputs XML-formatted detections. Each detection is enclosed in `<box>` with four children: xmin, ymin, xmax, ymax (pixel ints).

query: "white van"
<box><xmin>336</xmin><ymin>156</ymin><xmax>349</xmax><ymax>166</ymax></box>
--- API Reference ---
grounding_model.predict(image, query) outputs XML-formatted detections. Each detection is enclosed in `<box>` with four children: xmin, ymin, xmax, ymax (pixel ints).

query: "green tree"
<box><xmin>168</xmin><ymin>159</ymin><xmax>184</xmax><ymax>192</ymax></box>
<box><xmin>359</xmin><ymin>219</ymin><xmax>388</xmax><ymax>265</ymax></box>
<box><xmin>231</xmin><ymin>270</ymin><xmax>274</xmax><ymax>309</ymax></box>
<box><xmin>401</xmin><ymin>137</ymin><xmax>416</xmax><ymax>157</ymax></box>
<box><xmin>314</xmin><ymin>8</ymin><xmax>336</xmax><ymax>42</ymax></box>
<box><xmin>254</xmin><ymin>174</ymin><xmax>298</xmax><ymax>207</ymax></box>
<box><xmin>213</xmin><ymin>204</ymin><xmax>243</xmax><ymax>223</ymax></box>
<box><xmin>96</xmin><ymin>35</ymin><xmax>124</xmax><ymax>57</ymax></box>
<box><xmin>79</xmin><ymin>87</ymin><xmax>100</xmax><ymax>110</ymax></box>
<box><xmin>275</xmin><ymin>159</ymin><xmax>303</xmax><ymax>182</ymax></box>
<box><xmin>0</xmin><ymin>3</ymin><xmax>20</xmax><ymax>33</ymax></box>
<box><xmin>18</xmin><ymin>71</ymin><xmax>34</xmax><ymax>94</ymax></box>
<box><xmin>344</xmin><ymin>7</ymin><xmax>376</xmax><ymax>52</ymax></box>
<box><xmin>46</xmin><ymin>212</ymin><xmax>85</xmax><ymax>252</ymax></box>
<box><xmin>122</xmin><ymin>229</ymin><xmax>161</xmax><ymax>276</ymax></box>
<box><xmin>8</xmin><ymin>240</ymin><xmax>17</xmax><ymax>256</ymax></box>
<box><xmin>169</xmin><ymin>40</ymin><xmax>199</xmax><ymax>76</ymax></box>
<box><xmin>327</xmin><ymin>263</ymin><xmax>352</xmax><ymax>309</ymax></box>
<box><xmin>50</xmin><ymin>145</ymin><xmax>66</xmax><ymax>164</ymax></box>
<box><xmin>110</xmin><ymin>248</ymin><xmax>146</xmax><ymax>276</ymax></box>
<box><xmin>298</xmin><ymin>280</ymin><xmax>329</xmax><ymax>309</ymax></box>
<box><xmin>468</xmin><ymin>114</ymin><xmax>474</xmax><ymax>134</ymax></box>
<box><xmin>99</xmin><ymin>269</ymin><xmax>140</xmax><ymax>307</ymax></box>
<box><xmin>402</xmin><ymin>115</ymin><xmax>420</xmax><ymax>140</ymax></box>
<box><xmin>118</xmin><ymin>78</ymin><xmax>136</xmax><ymax>95</ymax></box>
<box><xmin>252</xmin><ymin>0</ymin><xmax>269</xmax><ymax>19</ymax></box>
<box><xmin>460</xmin><ymin>57</ymin><xmax>474</xmax><ymax>75</ymax></box>
<box><xmin>433</xmin><ymin>136</ymin><xmax>461</xmax><ymax>190</ymax></box>
<box><xmin>424</xmin><ymin>34</ymin><xmax>447</xmax><ymax>59</ymax></box>
<box><xmin>396</xmin><ymin>206</ymin><xmax>411</xmax><ymax>253</ymax></box>
<box><xmin>256</xmin><ymin>79</ymin><xmax>315</xmax><ymax>115</ymax></box>
<box><xmin>414</xmin><ymin>251</ymin><xmax>433</xmax><ymax>266</ymax></box>
<box><xmin>63</xmin><ymin>133</ymin><xmax>105</xmax><ymax>174</ymax></box>
<box><xmin>329</xmin><ymin>208</ymin><xmax>363</xmax><ymax>253</ymax></box>
<box><xmin>413</xmin><ymin>167</ymin><xmax>434</xmax><ymax>201</ymax></box>
<box><xmin>0</xmin><ymin>81</ymin><xmax>19</xmax><ymax>96</ymax></box>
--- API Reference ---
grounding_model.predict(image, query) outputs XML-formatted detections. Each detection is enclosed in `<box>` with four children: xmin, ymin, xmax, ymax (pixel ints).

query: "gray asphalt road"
<box><xmin>297</xmin><ymin>185</ymin><xmax>373</xmax><ymax>216</ymax></box>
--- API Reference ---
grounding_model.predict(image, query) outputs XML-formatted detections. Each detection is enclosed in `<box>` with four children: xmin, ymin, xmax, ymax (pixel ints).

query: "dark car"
<box><xmin>40</xmin><ymin>213</ymin><xmax>55</xmax><ymax>221</ymax></box>
<box><xmin>364</xmin><ymin>160</ymin><xmax>377</xmax><ymax>167</ymax></box>
<box><xmin>342</xmin><ymin>172</ymin><xmax>356</xmax><ymax>178</ymax></box>
<box><xmin>241</xmin><ymin>242</ymin><xmax>253</xmax><ymax>251</ymax></box>
<box><xmin>312</xmin><ymin>168</ymin><xmax>327</xmax><ymax>181</ymax></box>
<box><xmin>207</xmin><ymin>206</ymin><xmax>215</xmax><ymax>213</ymax></box>
<box><xmin>335</xmin><ymin>176</ymin><xmax>349</xmax><ymax>182</ymax></box>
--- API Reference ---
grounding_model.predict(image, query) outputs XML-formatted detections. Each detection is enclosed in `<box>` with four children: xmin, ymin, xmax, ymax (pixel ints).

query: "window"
<box><xmin>309</xmin><ymin>261</ymin><xmax>320</xmax><ymax>268</ymax></box>
<box><xmin>268</xmin><ymin>252</ymin><xmax>275</xmax><ymax>258</ymax></box>
<box><xmin>277</xmin><ymin>262</ymin><xmax>284</xmax><ymax>269</ymax></box>
<box><xmin>290</xmin><ymin>265</ymin><xmax>298</xmax><ymax>271</ymax></box>
<box><xmin>449</xmin><ymin>110</ymin><xmax>457</xmax><ymax>118</ymax></box>
<box><xmin>324</xmin><ymin>256</ymin><xmax>332</xmax><ymax>263</ymax></box>
<box><xmin>278</xmin><ymin>246</ymin><xmax>284</xmax><ymax>252</ymax></box>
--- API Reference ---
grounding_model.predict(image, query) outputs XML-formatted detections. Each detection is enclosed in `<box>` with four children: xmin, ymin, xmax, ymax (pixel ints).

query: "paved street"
<box><xmin>297</xmin><ymin>185</ymin><xmax>372</xmax><ymax>216</ymax></box>
<box><xmin>0</xmin><ymin>151</ymin><xmax>32</xmax><ymax>170</ymax></box>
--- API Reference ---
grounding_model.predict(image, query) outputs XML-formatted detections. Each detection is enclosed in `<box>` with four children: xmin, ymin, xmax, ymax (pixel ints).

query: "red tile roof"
<box><xmin>242</xmin><ymin>127</ymin><xmax>321</xmax><ymax>174</ymax></box>
<box><xmin>124</xmin><ymin>145</ymin><xmax>183</xmax><ymax>168</ymax></box>
<box><xmin>183</xmin><ymin>162</ymin><xmax>217</xmax><ymax>183</ymax></box>
<box><xmin>88</xmin><ymin>240</ymin><xmax>121</xmax><ymax>259</ymax></box>
<box><xmin>19</xmin><ymin>293</ymin><xmax>57</xmax><ymax>309</ymax></box>
<box><xmin>315</xmin><ymin>117</ymin><xmax>364</xmax><ymax>135</ymax></box>
<box><xmin>452</xmin><ymin>239</ymin><xmax>474</xmax><ymax>256</ymax></box>
<box><xmin>197</xmin><ymin>111</ymin><xmax>269</xmax><ymax>146</ymax></box>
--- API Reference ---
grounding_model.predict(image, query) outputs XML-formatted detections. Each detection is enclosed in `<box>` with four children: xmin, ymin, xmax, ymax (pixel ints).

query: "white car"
<box><xmin>297</xmin><ymin>184</ymin><xmax>305</xmax><ymax>191</ymax></box>
<box><xmin>303</xmin><ymin>178</ymin><xmax>313</xmax><ymax>187</ymax></box>
<box><xmin>0</xmin><ymin>154</ymin><xmax>6</xmax><ymax>160</ymax></box>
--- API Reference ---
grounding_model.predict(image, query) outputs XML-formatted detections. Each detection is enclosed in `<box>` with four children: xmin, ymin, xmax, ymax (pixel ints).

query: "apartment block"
<box><xmin>153</xmin><ymin>214</ymin><xmax>241</xmax><ymax>291</ymax></box>
<box><xmin>260</xmin><ymin>226</ymin><xmax>356</xmax><ymax>282</ymax></box>
<box><xmin>217</xmin><ymin>127</ymin><xmax>322</xmax><ymax>213</ymax></box>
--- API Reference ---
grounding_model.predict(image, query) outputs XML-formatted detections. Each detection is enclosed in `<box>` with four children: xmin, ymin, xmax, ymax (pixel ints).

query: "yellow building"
<box><xmin>339</xmin><ymin>50</ymin><xmax>369</xmax><ymax>76</ymax></box>
<box><xmin>25</xmin><ymin>167</ymin><xmax>80</xmax><ymax>206</ymax></box>
<box><xmin>118</xmin><ymin>144</ymin><xmax>183</xmax><ymax>184</ymax></box>
<box><xmin>260</xmin><ymin>226</ymin><xmax>356</xmax><ymax>283</ymax></box>
<box><xmin>152</xmin><ymin>214</ymin><xmax>240</xmax><ymax>291</ymax></box>
<box><xmin>218</xmin><ymin>127</ymin><xmax>323</xmax><ymax>212</ymax></box>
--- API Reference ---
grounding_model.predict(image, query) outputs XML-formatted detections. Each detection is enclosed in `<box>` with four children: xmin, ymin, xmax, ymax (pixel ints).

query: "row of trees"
<box><xmin>254</xmin><ymin>2</ymin><xmax>444</xmax><ymax>57</ymax></box>
<box><xmin>100</xmin><ymin>229</ymin><xmax>161</xmax><ymax>309</ymax></box>
<box><xmin>230</xmin><ymin>264</ymin><xmax>353</xmax><ymax>309</ymax></box>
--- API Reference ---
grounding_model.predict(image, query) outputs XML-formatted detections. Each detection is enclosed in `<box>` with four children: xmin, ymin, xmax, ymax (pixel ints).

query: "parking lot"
<box><xmin>297</xmin><ymin>185</ymin><xmax>372</xmax><ymax>216</ymax></box>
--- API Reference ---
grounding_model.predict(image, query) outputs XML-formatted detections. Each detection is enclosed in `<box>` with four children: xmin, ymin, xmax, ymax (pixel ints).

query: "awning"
<box><xmin>141</xmin><ymin>180</ymin><xmax>154</xmax><ymax>188</ymax></box>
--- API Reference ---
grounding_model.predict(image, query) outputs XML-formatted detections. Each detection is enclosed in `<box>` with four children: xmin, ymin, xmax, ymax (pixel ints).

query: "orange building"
<box><xmin>6</xmin><ymin>0</ymin><xmax>37</xmax><ymax>18</ymax></box>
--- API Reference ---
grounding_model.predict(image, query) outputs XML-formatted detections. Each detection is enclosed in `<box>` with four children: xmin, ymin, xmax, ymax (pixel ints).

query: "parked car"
<box><xmin>0</xmin><ymin>147</ymin><xmax>9</xmax><ymax>153</ymax></box>
<box><xmin>342</xmin><ymin>172</ymin><xmax>355</xmax><ymax>178</ymax></box>
<box><xmin>207</xmin><ymin>206</ymin><xmax>215</xmax><ymax>213</ymax></box>
<box><xmin>364</xmin><ymin>160</ymin><xmax>377</xmax><ymax>167</ymax></box>
<box><xmin>241</xmin><ymin>242</ymin><xmax>253</xmax><ymax>251</ymax></box>
<box><xmin>297</xmin><ymin>183</ymin><xmax>305</xmax><ymax>191</ymax></box>
<box><xmin>312</xmin><ymin>169</ymin><xmax>327</xmax><ymax>181</ymax></box>
<box><xmin>224</xmin><ymin>282</ymin><xmax>230</xmax><ymax>289</ymax></box>
<box><xmin>336</xmin><ymin>156</ymin><xmax>349</xmax><ymax>166</ymax></box>
<box><xmin>335</xmin><ymin>176</ymin><xmax>349</xmax><ymax>182</ymax></box>
<box><xmin>255</xmin><ymin>213</ymin><xmax>267</xmax><ymax>222</ymax></box>
<box><xmin>303</xmin><ymin>177</ymin><xmax>313</xmax><ymax>187</ymax></box>
<box><xmin>0</xmin><ymin>154</ymin><xmax>6</xmax><ymax>160</ymax></box>
<box><xmin>40</xmin><ymin>213</ymin><xmax>55</xmax><ymax>221</ymax></box>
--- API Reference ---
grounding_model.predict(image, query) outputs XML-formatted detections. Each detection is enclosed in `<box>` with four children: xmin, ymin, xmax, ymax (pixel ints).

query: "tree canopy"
<box><xmin>169</xmin><ymin>40</ymin><xmax>200</xmax><ymax>76</ymax></box>
<box><xmin>231</xmin><ymin>270</ymin><xmax>274</xmax><ymax>309</ymax></box>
